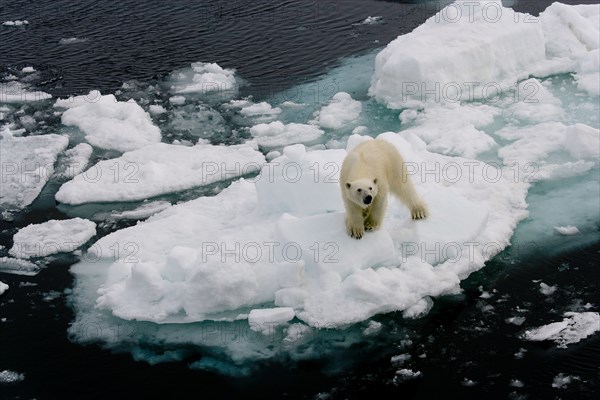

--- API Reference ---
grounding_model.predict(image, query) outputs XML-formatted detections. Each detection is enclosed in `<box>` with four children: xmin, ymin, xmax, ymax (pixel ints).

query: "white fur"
<box><xmin>340</xmin><ymin>139</ymin><xmax>428</xmax><ymax>239</ymax></box>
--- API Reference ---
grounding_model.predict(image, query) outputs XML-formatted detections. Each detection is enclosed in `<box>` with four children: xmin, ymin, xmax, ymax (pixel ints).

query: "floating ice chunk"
<box><xmin>315</xmin><ymin>92</ymin><xmax>362</xmax><ymax>129</ymax></box>
<box><xmin>363</xmin><ymin>320</ymin><xmax>382</xmax><ymax>336</ymax></box>
<box><xmin>148</xmin><ymin>104</ymin><xmax>166</xmax><ymax>115</ymax></box>
<box><xmin>369</xmin><ymin>1</ymin><xmax>546</xmax><ymax>108</ymax></box>
<box><xmin>71</xmin><ymin>131</ymin><xmax>529</xmax><ymax>333</ymax></box>
<box><xmin>0</xmin><ymin>281</ymin><xmax>8</xmax><ymax>295</ymax></box>
<box><xmin>522</xmin><ymin>312</ymin><xmax>600</xmax><ymax>348</ymax></box>
<box><xmin>0</xmin><ymin>129</ymin><xmax>69</xmax><ymax>210</ymax></box>
<box><xmin>403</xmin><ymin>296</ymin><xmax>433</xmax><ymax>319</ymax></box>
<box><xmin>509</xmin><ymin>379</ymin><xmax>525</xmax><ymax>388</ymax></box>
<box><xmin>0</xmin><ymin>370</ymin><xmax>25</xmax><ymax>383</ymax></box>
<box><xmin>170</xmin><ymin>62</ymin><xmax>237</xmax><ymax>94</ymax></box>
<box><xmin>240</xmin><ymin>102</ymin><xmax>281</xmax><ymax>118</ymax></box>
<box><xmin>0</xmin><ymin>83</ymin><xmax>51</xmax><ymax>103</ymax></box>
<box><xmin>248</xmin><ymin>307</ymin><xmax>295</xmax><ymax>334</ymax></box>
<box><xmin>59</xmin><ymin>37</ymin><xmax>88</xmax><ymax>45</ymax></box>
<box><xmin>55</xmin><ymin>143</ymin><xmax>94</xmax><ymax>179</ymax></box>
<box><xmin>552</xmin><ymin>373</ymin><xmax>580</xmax><ymax>389</ymax></box>
<box><xmin>55</xmin><ymin>141</ymin><xmax>265</xmax><ymax>204</ymax></box>
<box><xmin>394</xmin><ymin>369</ymin><xmax>422</xmax><ymax>383</ymax></box>
<box><xmin>168</xmin><ymin>95</ymin><xmax>185</xmax><ymax>105</ymax></box>
<box><xmin>359</xmin><ymin>16</ymin><xmax>383</xmax><ymax>25</ymax></box>
<box><xmin>21</xmin><ymin>67</ymin><xmax>35</xmax><ymax>73</ymax></box>
<box><xmin>108</xmin><ymin>201</ymin><xmax>172</xmax><ymax>221</ymax></box>
<box><xmin>539</xmin><ymin>282</ymin><xmax>558</xmax><ymax>295</ymax></box>
<box><xmin>0</xmin><ymin>257</ymin><xmax>40</xmax><ymax>276</ymax></box>
<box><xmin>554</xmin><ymin>226</ymin><xmax>580</xmax><ymax>236</ymax></box>
<box><xmin>2</xmin><ymin>20</ymin><xmax>29</xmax><ymax>26</ymax></box>
<box><xmin>54</xmin><ymin>90</ymin><xmax>161</xmax><ymax>152</ymax></box>
<box><xmin>9</xmin><ymin>218</ymin><xmax>96</xmax><ymax>259</ymax></box>
<box><xmin>249</xmin><ymin>121</ymin><xmax>324</xmax><ymax>148</ymax></box>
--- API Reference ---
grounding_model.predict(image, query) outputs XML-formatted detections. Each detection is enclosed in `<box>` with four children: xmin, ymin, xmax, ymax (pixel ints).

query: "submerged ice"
<box><xmin>2</xmin><ymin>0</ymin><xmax>596</xmax><ymax>373</ymax></box>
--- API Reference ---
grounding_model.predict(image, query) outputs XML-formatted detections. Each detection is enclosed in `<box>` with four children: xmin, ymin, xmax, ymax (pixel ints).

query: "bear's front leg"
<box><xmin>364</xmin><ymin>195</ymin><xmax>387</xmax><ymax>231</ymax></box>
<box><xmin>345</xmin><ymin>214</ymin><xmax>365</xmax><ymax>239</ymax></box>
<box><xmin>411</xmin><ymin>202</ymin><xmax>428</xmax><ymax>220</ymax></box>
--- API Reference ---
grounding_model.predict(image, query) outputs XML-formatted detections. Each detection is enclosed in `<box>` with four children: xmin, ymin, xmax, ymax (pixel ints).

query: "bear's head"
<box><xmin>345</xmin><ymin>178</ymin><xmax>378</xmax><ymax>209</ymax></box>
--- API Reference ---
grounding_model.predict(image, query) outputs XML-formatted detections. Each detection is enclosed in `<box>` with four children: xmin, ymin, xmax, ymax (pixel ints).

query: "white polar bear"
<box><xmin>340</xmin><ymin>138</ymin><xmax>428</xmax><ymax>239</ymax></box>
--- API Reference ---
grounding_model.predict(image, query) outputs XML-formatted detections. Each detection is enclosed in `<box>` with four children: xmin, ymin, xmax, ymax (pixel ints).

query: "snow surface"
<box><xmin>54</xmin><ymin>90</ymin><xmax>161</xmax><ymax>152</ymax></box>
<box><xmin>55</xmin><ymin>141</ymin><xmax>265</xmax><ymax>204</ymax></box>
<box><xmin>0</xmin><ymin>257</ymin><xmax>39</xmax><ymax>275</ymax></box>
<box><xmin>314</xmin><ymin>92</ymin><xmax>362</xmax><ymax>129</ymax></box>
<box><xmin>369</xmin><ymin>1</ymin><xmax>546</xmax><ymax>108</ymax></box>
<box><xmin>249</xmin><ymin>121</ymin><xmax>324</xmax><ymax>148</ymax></box>
<box><xmin>169</xmin><ymin>62</ymin><xmax>237</xmax><ymax>94</ymax></box>
<box><xmin>0</xmin><ymin>129</ymin><xmax>69</xmax><ymax>211</ymax></box>
<box><xmin>0</xmin><ymin>83</ymin><xmax>51</xmax><ymax>103</ymax></box>
<box><xmin>55</xmin><ymin>143</ymin><xmax>94</xmax><ymax>179</ymax></box>
<box><xmin>522</xmin><ymin>312</ymin><xmax>600</xmax><ymax>348</ymax></box>
<box><xmin>73</xmin><ymin>133</ymin><xmax>528</xmax><ymax>327</ymax></box>
<box><xmin>9</xmin><ymin>218</ymin><xmax>97</xmax><ymax>259</ymax></box>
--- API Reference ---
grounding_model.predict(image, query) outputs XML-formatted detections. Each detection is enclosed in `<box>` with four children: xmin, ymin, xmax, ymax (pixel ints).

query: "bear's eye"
<box><xmin>357</xmin><ymin>188</ymin><xmax>362</xmax><ymax>192</ymax></box>
<box><xmin>369</xmin><ymin>187</ymin><xmax>372</xmax><ymax>190</ymax></box>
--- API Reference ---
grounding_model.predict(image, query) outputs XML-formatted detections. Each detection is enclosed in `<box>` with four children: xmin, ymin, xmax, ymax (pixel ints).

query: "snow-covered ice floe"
<box><xmin>0</xmin><ymin>281</ymin><xmax>8</xmax><ymax>295</ymax></box>
<box><xmin>522</xmin><ymin>312</ymin><xmax>600</xmax><ymax>348</ymax></box>
<box><xmin>54</xmin><ymin>90</ymin><xmax>161</xmax><ymax>152</ymax></box>
<box><xmin>0</xmin><ymin>129</ymin><xmax>69</xmax><ymax>211</ymax></box>
<box><xmin>9</xmin><ymin>218</ymin><xmax>96</xmax><ymax>259</ymax></box>
<box><xmin>55</xmin><ymin>141</ymin><xmax>265</xmax><ymax>204</ymax></box>
<box><xmin>70</xmin><ymin>132</ymin><xmax>529</xmax><ymax>328</ymax></box>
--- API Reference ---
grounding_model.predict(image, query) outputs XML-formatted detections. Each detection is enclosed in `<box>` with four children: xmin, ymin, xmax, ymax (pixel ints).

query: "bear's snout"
<box><xmin>364</xmin><ymin>195</ymin><xmax>372</xmax><ymax>205</ymax></box>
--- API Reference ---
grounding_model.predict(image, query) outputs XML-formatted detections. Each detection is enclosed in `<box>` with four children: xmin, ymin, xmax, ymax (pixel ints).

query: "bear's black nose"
<box><xmin>364</xmin><ymin>195</ymin><xmax>372</xmax><ymax>204</ymax></box>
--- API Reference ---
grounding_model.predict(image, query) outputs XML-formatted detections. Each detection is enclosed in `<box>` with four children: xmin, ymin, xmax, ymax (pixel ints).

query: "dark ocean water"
<box><xmin>1</xmin><ymin>0</ymin><xmax>599</xmax><ymax>399</ymax></box>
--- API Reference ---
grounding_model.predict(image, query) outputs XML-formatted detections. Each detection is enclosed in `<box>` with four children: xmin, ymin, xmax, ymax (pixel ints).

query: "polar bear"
<box><xmin>340</xmin><ymin>138</ymin><xmax>428</xmax><ymax>239</ymax></box>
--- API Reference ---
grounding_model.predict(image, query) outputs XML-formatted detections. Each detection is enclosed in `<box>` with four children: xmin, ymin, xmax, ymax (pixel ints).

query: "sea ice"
<box><xmin>369</xmin><ymin>1</ymin><xmax>546</xmax><ymax>108</ymax></box>
<box><xmin>0</xmin><ymin>129</ymin><xmax>69</xmax><ymax>211</ymax></box>
<box><xmin>553</xmin><ymin>226</ymin><xmax>580</xmax><ymax>236</ymax></box>
<box><xmin>522</xmin><ymin>312</ymin><xmax>600</xmax><ymax>348</ymax></box>
<box><xmin>55</xmin><ymin>141</ymin><xmax>265</xmax><ymax>204</ymax></box>
<box><xmin>314</xmin><ymin>92</ymin><xmax>362</xmax><ymax>129</ymax></box>
<box><xmin>0</xmin><ymin>281</ymin><xmax>8</xmax><ymax>295</ymax></box>
<box><xmin>54</xmin><ymin>143</ymin><xmax>94</xmax><ymax>179</ymax></box>
<box><xmin>249</xmin><ymin>121</ymin><xmax>324</xmax><ymax>148</ymax></box>
<box><xmin>0</xmin><ymin>83</ymin><xmax>51</xmax><ymax>103</ymax></box>
<box><xmin>54</xmin><ymin>90</ymin><xmax>161</xmax><ymax>152</ymax></box>
<box><xmin>0</xmin><ymin>257</ymin><xmax>39</xmax><ymax>275</ymax></box>
<box><xmin>9</xmin><ymin>218</ymin><xmax>97</xmax><ymax>259</ymax></box>
<box><xmin>0</xmin><ymin>370</ymin><xmax>24</xmax><ymax>383</ymax></box>
<box><xmin>72</xmin><ymin>132</ymin><xmax>529</xmax><ymax>328</ymax></box>
<box><xmin>248</xmin><ymin>307</ymin><xmax>295</xmax><ymax>334</ymax></box>
<box><xmin>169</xmin><ymin>62</ymin><xmax>237</xmax><ymax>94</ymax></box>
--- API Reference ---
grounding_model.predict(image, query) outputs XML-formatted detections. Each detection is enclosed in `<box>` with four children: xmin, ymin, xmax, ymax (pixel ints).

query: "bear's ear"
<box><xmin>345</xmin><ymin>182</ymin><xmax>351</xmax><ymax>189</ymax></box>
<box><xmin>373</xmin><ymin>178</ymin><xmax>378</xmax><ymax>185</ymax></box>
